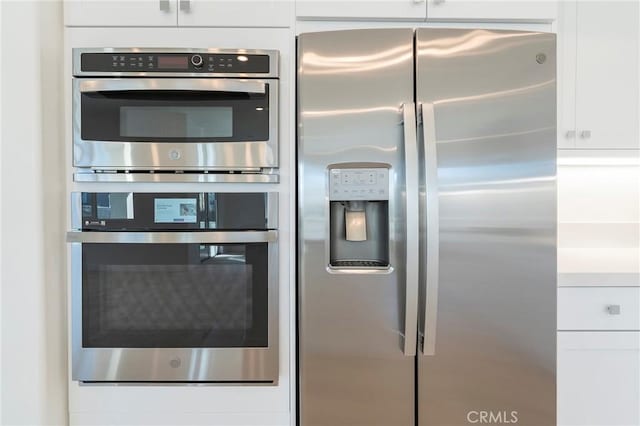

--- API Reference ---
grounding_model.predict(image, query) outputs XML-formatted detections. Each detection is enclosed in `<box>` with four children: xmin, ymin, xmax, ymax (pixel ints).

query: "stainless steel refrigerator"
<box><xmin>297</xmin><ymin>28</ymin><xmax>557</xmax><ymax>426</ymax></box>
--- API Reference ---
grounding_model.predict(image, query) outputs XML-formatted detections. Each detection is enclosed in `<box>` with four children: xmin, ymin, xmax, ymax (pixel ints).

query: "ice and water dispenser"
<box><xmin>328</xmin><ymin>165</ymin><xmax>390</xmax><ymax>268</ymax></box>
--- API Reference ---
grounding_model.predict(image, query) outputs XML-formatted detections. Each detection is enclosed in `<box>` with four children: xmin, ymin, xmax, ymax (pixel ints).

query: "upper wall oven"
<box><xmin>72</xmin><ymin>48</ymin><xmax>279</xmax><ymax>183</ymax></box>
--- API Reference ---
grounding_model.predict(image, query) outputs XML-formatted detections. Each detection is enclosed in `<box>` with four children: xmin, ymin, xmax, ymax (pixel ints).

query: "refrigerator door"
<box><xmin>298</xmin><ymin>29</ymin><xmax>417</xmax><ymax>426</ymax></box>
<box><xmin>416</xmin><ymin>29</ymin><xmax>557</xmax><ymax>426</ymax></box>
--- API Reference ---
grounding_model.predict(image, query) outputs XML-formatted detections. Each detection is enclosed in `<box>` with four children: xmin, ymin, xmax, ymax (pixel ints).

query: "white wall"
<box><xmin>1</xmin><ymin>1</ymin><xmax>67</xmax><ymax>425</ymax></box>
<box><xmin>558</xmin><ymin>160</ymin><xmax>640</xmax><ymax>277</ymax></box>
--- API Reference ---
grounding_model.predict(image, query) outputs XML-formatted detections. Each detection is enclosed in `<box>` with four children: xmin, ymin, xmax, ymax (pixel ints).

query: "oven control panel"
<box><xmin>76</xmin><ymin>50</ymin><xmax>276</xmax><ymax>76</ymax></box>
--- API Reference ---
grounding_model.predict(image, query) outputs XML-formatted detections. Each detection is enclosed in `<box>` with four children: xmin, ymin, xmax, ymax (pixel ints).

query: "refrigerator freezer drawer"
<box><xmin>558</xmin><ymin>287</ymin><xmax>640</xmax><ymax>331</ymax></box>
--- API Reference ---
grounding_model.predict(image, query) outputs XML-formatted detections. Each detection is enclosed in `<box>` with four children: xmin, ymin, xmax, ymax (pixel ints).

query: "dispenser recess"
<box><xmin>328</xmin><ymin>166</ymin><xmax>390</xmax><ymax>268</ymax></box>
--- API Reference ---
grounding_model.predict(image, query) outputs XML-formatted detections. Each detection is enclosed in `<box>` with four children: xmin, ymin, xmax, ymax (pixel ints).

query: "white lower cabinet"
<box><xmin>558</xmin><ymin>287</ymin><xmax>640</xmax><ymax>331</ymax></box>
<box><xmin>558</xmin><ymin>332</ymin><xmax>640</xmax><ymax>426</ymax></box>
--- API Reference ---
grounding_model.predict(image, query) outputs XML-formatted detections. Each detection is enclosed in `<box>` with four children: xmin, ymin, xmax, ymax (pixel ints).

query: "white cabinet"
<box><xmin>296</xmin><ymin>0</ymin><xmax>557</xmax><ymax>21</ymax></box>
<box><xmin>177</xmin><ymin>0</ymin><xmax>292</xmax><ymax>27</ymax></box>
<box><xmin>558</xmin><ymin>287</ymin><xmax>640</xmax><ymax>331</ymax></box>
<box><xmin>559</xmin><ymin>1</ymin><xmax>639</xmax><ymax>149</ymax></box>
<box><xmin>295</xmin><ymin>1</ymin><xmax>427</xmax><ymax>20</ymax></box>
<box><xmin>65</xmin><ymin>0</ymin><xmax>292</xmax><ymax>27</ymax></box>
<box><xmin>425</xmin><ymin>0</ymin><xmax>557</xmax><ymax>21</ymax></box>
<box><xmin>558</xmin><ymin>332</ymin><xmax>640</xmax><ymax>426</ymax></box>
<box><xmin>64</xmin><ymin>0</ymin><xmax>178</xmax><ymax>27</ymax></box>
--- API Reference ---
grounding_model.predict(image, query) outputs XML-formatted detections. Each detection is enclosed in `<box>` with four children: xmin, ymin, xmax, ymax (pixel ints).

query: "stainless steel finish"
<box><xmin>66</xmin><ymin>230</ymin><xmax>277</xmax><ymax>244</ymax></box>
<box><xmin>159</xmin><ymin>0</ymin><xmax>170</xmax><ymax>12</ymax></box>
<box><xmin>418</xmin><ymin>102</ymin><xmax>439</xmax><ymax>357</ymax></box>
<box><xmin>580</xmin><ymin>129</ymin><xmax>592</xmax><ymax>138</ymax></box>
<box><xmin>73</xmin><ymin>48</ymin><xmax>279</xmax><ymax>79</ymax></box>
<box><xmin>70</xmin><ymin>237</ymin><xmax>279</xmax><ymax>382</ymax></box>
<box><xmin>402</xmin><ymin>103</ymin><xmax>419</xmax><ymax>357</ymax></box>
<box><xmin>607</xmin><ymin>305</ymin><xmax>621</xmax><ymax>315</ymax></box>
<box><xmin>416</xmin><ymin>28</ymin><xmax>556</xmax><ymax>426</ymax></box>
<box><xmin>72</xmin><ymin>78</ymin><xmax>278</xmax><ymax>171</ymax></box>
<box><xmin>266</xmin><ymin>193</ymin><xmax>279</xmax><ymax>229</ymax></box>
<box><xmin>70</xmin><ymin>192</ymin><xmax>83</xmax><ymax>230</ymax></box>
<box><xmin>298</xmin><ymin>29</ymin><xmax>415</xmax><ymax>426</ymax></box>
<box><xmin>179</xmin><ymin>0</ymin><xmax>190</xmax><ymax>12</ymax></box>
<box><xmin>77</xmin><ymin>78</ymin><xmax>266</xmax><ymax>94</ymax></box>
<box><xmin>73</xmin><ymin>172</ymin><xmax>280</xmax><ymax>183</ymax></box>
<box><xmin>566</xmin><ymin>130</ymin><xmax>576</xmax><ymax>139</ymax></box>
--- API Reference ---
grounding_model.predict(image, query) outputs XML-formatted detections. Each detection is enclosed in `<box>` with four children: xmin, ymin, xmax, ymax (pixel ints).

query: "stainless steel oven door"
<box><xmin>72</xmin><ymin>78</ymin><xmax>278</xmax><ymax>171</ymax></box>
<box><xmin>67</xmin><ymin>231</ymin><xmax>278</xmax><ymax>383</ymax></box>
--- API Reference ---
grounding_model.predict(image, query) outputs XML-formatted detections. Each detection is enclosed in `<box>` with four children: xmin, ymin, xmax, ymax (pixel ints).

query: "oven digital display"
<box><xmin>157</xmin><ymin>56</ymin><xmax>189</xmax><ymax>69</ymax></box>
<box><xmin>154</xmin><ymin>198</ymin><xmax>197</xmax><ymax>223</ymax></box>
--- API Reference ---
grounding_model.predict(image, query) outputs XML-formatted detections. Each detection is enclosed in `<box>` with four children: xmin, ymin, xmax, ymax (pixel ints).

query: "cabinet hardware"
<box><xmin>159</xmin><ymin>0</ymin><xmax>170</xmax><ymax>12</ymax></box>
<box><xmin>179</xmin><ymin>0</ymin><xmax>191</xmax><ymax>12</ymax></box>
<box><xmin>566</xmin><ymin>130</ymin><xmax>576</xmax><ymax>139</ymax></box>
<box><xmin>580</xmin><ymin>130</ymin><xmax>592</xmax><ymax>139</ymax></box>
<box><xmin>606</xmin><ymin>305</ymin><xmax>621</xmax><ymax>315</ymax></box>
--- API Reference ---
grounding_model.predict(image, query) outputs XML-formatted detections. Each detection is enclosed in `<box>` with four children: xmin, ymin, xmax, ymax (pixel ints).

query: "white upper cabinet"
<box><xmin>425</xmin><ymin>0</ymin><xmax>557</xmax><ymax>21</ymax></box>
<box><xmin>177</xmin><ymin>0</ymin><xmax>292</xmax><ymax>27</ymax></box>
<box><xmin>295</xmin><ymin>1</ymin><xmax>427</xmax><ymax>20</ymax></box>
<box><xmin>560</xmin><ymin>1</ymin><xmax>639</xmax><ymax>149</ymax></box>
<box><xmin>65</xmin><ymin>0</ymin><xmax>178</xmax><ymax>27</ymax></box>
<box><xmin>295</xmin><ymin>0</ymin><xmax>557</xmax><ymax>21</ymax></box>
<box><xmin>65</xmin><ymin>0</ymin><xmax>292</xmax><ymax>27</ymax></box>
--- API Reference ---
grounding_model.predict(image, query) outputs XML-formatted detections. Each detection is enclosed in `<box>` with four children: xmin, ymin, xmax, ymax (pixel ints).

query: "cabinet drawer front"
<box><xmin>558</xmin><ymin>287</ymin><xmax>640</xmax><ymax>330</ymax></box>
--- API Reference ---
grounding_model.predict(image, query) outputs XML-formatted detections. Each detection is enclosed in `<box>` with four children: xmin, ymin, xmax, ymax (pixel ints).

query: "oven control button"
<box><xmin>169</xmin><ymin>149</ymin><xmax>181</xmax><ymax>160</ymax></box>
<box><xmin>169</xmin><ymin>357</ymin><xmax>181</xmax><ymax>368</ymax></box>
<box><xmin>191</xmin><ymin>54</ymin><xmax>203</xmax><ymax>67</ymax></box>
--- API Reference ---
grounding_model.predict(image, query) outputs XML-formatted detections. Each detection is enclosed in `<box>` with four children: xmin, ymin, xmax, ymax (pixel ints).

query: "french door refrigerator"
<box><xmin>297</xmin><ymin>28</ymin><xmax>556</xmax><ymax>426</ymax></box>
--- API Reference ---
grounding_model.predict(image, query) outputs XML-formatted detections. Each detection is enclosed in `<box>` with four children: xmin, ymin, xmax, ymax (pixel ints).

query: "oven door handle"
<box><xmin>77</xmin><ymin>78</ymin><xmax>267</xmax><ymax>94</ymax></box>
<box><xmin>66</xmin><ymin>230</ymin><xmax>277</xmax><ymax>244</ymax></box>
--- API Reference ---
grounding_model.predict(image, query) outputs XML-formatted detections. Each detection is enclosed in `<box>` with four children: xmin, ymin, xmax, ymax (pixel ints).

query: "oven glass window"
<box><xmin>81</xmin><ymin>243</ymin><xmax>269</xmax><ymax>348</ymax></box>
<box><xmin>80</xmin><ymin>89</ymin><xmax>269</xmax><ymax>143</ymax></box>
<box><xmin>120</xmin><ymin>106</ymin><xmax>233</xmax><ymax>138</ymax></box>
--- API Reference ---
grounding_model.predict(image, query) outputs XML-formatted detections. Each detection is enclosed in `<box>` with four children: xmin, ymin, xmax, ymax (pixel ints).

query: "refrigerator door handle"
<box><xmin>419</xmin><ymin>102</ymin><xmax>440</xmax><ymax>356</ymax></box>
<box><xmin>401</xmin><ymin>103</ymin><xmax>419</xmax><ymax>357</ymax></box>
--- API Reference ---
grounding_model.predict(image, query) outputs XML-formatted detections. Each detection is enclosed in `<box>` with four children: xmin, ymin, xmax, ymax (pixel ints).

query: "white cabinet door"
<box><xmin>178</xmin><ymin>0</ymin><xmax>292</xmax><ymax>27</ymax></box>
<box><xmin>558</xmin><ymin>332</ymin><xmax>640</xmax><ymax>426</ymax></box>
<box><xmin>295</xmin><ymin>1</ymin><xmax>427</xmax><ymax>20</ymax></box>
<box><xmin>574</xmin><ymin>1</ymin><xmax>639</xmax><ymax>149</ymax></box>
<box><xmin>64</xmin><ymin>0</ymin><xmax>178</xmax><ymax>26</ymax></box>
<box><xmin>558</xmin><ymin>1</ymin><xmax>577</xmax><ymax>148</ymax></box>
<box><xmin>425</xmin><ymin>0</ymin><xmax>557</xmax><ymax>21</ymax></box>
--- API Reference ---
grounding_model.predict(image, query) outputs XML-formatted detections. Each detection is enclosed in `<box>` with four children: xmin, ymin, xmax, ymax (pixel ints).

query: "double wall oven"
<box><xmin>68</xmin><ymin>48</ymin><xmax>281</xmax><ymax>384</ymax></box>
<box><xmin>67</xmin><ymin>192</ymin><xmax>278</xmax><ymax>383</ymax></box>
<box><xmin>72</xmin><ymin>48</ymin><xmax>279</xmax><ymax>183</ymax></box>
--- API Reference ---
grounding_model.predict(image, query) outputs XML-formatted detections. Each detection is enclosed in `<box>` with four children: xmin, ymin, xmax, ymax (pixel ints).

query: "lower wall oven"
<box><xmin>67</xmin><ymin>192</ymin><xmax>278</xmax><ymax>383</ymax></box>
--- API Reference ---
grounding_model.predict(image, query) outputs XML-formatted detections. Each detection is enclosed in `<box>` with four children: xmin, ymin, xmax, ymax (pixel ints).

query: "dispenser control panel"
<box><xmin>329</xmin><ymin>168</ymin><xmax>389</xmax><ymax>201</ymax></box>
